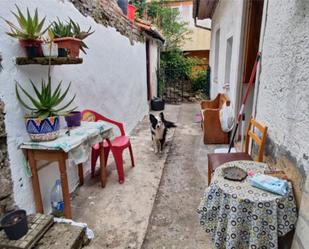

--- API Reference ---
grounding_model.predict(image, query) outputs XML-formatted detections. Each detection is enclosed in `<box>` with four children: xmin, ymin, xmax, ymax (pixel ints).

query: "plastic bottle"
<box><xmin>50</xmin><ymin>179</ymin><xmax>64</xmax><ymax>217</ymax></box>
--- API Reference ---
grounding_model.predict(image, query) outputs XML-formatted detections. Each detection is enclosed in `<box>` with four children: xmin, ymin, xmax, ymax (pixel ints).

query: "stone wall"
<box><xmin>253</xmin><ymin>0</ymin><xmax>309</xmax><ymax>248</ymax></box>
<box><xmin>0</xmin><ymin>99</ymin><xmax>14</xmax><ymax>215</ymax></box>
<box><xmin>292</xmin><ymin>177</ymin><xmax>309</xmax><ymax>249</ymax></box>
<box><xmin>71</xmin><ymin>0</ymin><xmax>143</xmax><ymax>44</ymax></box>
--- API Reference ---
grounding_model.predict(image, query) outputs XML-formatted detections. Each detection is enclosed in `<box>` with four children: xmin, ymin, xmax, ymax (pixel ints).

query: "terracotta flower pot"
<box><xmin>25</xmin><ymin>116</ymin><xmax>60</xmax><ymax>142</ymax></box>
<box><xmin>19</xmin><ymin>39</ymin><xmax>43</xmax><ymax>57</ymax></box>
<box><xmin>54</xmin><ymin>37</ymin><xmax>81</xmax><ymax>58</ymax></box>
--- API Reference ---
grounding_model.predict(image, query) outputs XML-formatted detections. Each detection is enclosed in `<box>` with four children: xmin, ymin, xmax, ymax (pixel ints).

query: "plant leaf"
<box><xmin>15</xmin><ymin>82</ymin><xmax>37</xmax><ymax>111</ymax></box>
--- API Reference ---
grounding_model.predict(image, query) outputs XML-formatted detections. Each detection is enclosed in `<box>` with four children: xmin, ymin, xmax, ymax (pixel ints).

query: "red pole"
<box><xmin>228</xmin><ymin>52</ymin><xmax>261</xmax><ymax>152</ymax></box>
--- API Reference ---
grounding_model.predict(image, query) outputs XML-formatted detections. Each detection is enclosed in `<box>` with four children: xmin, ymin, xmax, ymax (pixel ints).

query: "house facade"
<box><xmin>166</xmin><ymin>0</ymin><xmax>211</xmax><ymax>67</ymax></box>
<box><xmin>0</xmin><ymin>0</ymin><xmax>162</xmax><ymax>214</ymax></box>
<box><xmin>194</xmin><ymin>0</ymin><xmax>309</xmax><ymax>248</ymax></box>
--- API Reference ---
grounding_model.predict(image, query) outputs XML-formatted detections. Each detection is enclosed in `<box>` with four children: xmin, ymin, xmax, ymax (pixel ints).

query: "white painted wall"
<box><xmin>253</xmin><ymin>1</ymin><xmax>309</xmax><ymax>247</ymax></box>
<box><xmin>0</xmin><ymin>0</ymin><xmax>149</xmax><ymax>213</ymax></box>
<box><xmin>149</xmin><ymin>39</ymin><xmax>159</xmax><ymax>97</ymax></box>
<box><xmin>209</xmin><ymin>0</ymin><xmax>244</xmax><ymax>111</ymax></box>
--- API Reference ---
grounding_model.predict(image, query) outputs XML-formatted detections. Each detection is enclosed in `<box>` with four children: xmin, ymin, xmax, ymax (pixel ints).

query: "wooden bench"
<box><xmin>200</xmin><ymin>93</ymin><xmax>230</xmax><ymax>144</ymax></box>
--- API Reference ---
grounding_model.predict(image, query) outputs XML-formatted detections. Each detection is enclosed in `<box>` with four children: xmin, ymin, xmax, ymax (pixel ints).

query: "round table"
<box><xmin>197</xmin><ymin>160</ymin><xmax>297</xmax><ymax>249</ymax></box>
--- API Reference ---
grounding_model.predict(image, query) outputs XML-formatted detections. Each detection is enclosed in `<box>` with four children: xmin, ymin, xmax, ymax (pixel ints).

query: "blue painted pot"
<box><xmin>117</xmin><ymin>0</ymin><xmax>128</xmax><ymax>15</ymax></box>
<box><xmin>25</xmin><ymin>116</ymin><xmax>60</xmax><ymax>142</ymax></box>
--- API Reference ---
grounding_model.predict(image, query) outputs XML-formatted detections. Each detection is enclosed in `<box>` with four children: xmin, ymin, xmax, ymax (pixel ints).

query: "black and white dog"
<box><xmin>149</xmin><ymin>112</ymin><xmax>176</xmax><ymax>154</ymax></box>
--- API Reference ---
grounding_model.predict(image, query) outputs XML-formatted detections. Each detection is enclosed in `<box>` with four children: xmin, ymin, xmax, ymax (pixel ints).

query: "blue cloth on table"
<box><xmin>249</xmin><ymin>173</ymin><xmax>288</xmax><ymax>196</ymax></box>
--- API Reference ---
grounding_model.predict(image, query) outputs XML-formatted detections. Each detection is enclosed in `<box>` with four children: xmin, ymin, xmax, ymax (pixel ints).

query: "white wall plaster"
<box><xmin>0</xmin><ymin>0</ymin><xmax>155</xmax><ymax>213</ymax></box>
<box><xmin>209</xmin><ymin>0</ymin><xmax>244</xmax><ymax>111</ymax></box>
<box><xmin>149</xmin><ymin>39</ymin><xmax>159</xmax><ymax>97</ymax></box>
<box><xmin>254</xmin><ymin>2</ymin><xmax>309</xmax><ymax>246</ymax></box>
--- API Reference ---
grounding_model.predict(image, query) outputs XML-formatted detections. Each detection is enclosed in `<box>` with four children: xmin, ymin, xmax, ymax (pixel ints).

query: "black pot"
<box><xmin>117</xmin><ymin>0</ymin><xmax>128</xmax><ymax>15</ymax></box>
<box><xmin>25</xmin><ymin>46</ymin><xmax>38</xmax><ymax>58</ymax></box>
<box><xmin>1</xmin><ymin>210</ymin><xmax>28</xmax><ymax>240</ymax></box>
<box><xmin>58</xmin><ymin>48</ymin><xmax>68</xmax><ymax>57</ymax></box>
<box><xmin>151</xmin><ymin>97</ymin><xmax>165</xmax><ymax>111</ymax></box>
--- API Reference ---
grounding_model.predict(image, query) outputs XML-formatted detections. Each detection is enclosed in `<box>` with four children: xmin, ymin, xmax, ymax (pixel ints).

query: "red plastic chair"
<box><xmin>81</xmin><ymin>109</ymin><xmax>135</xmax><ymax>184</ymax></box>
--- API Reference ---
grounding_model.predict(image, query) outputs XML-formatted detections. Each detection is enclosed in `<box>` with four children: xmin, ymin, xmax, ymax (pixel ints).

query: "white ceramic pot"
<box><xmin>42</xmin><ymin>42</ymin><xmax>58</xmax><ymax>57</ymax></box>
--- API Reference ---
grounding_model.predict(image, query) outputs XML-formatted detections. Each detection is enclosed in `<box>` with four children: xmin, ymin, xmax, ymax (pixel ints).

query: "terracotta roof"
<box><xmin>71</xmin><ymin>0</ymin><xmax>164</xmax><ymax>43</ymax></box>
<box><xmin>136</xmin><ymin>19</ymin><xmax>165</xmax><ymax>43</ymax></box>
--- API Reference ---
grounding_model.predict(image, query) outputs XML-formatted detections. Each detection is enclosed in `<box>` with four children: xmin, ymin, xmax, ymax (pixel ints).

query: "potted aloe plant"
<box><xmin>51</xmin><ymin>19</ymin><xmax>94</xmax><ymax>58</ymax></box>
<box><xmin>4</xmin><ymin>5</ymin><xmax>49</xmax><ymax>57</ymax></box>
<box><xmin>15</xmin><ymin>73</ymin><xmax>76</xmax><ymax>142</ymax></box>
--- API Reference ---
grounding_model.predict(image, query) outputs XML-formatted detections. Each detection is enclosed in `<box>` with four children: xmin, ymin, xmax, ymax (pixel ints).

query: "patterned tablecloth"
<box><xmin>197</xmin><ymin>160</ymin><xmax>297</xmax><ymax>249</ymax></box>
<box><xmin>20</xmin><ymin>121</ymin><xmax>114</xmax><ymax>164</ymax></box>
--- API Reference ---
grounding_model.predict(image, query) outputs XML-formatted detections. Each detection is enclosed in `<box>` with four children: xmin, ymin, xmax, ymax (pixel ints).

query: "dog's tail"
<box><xmin>160</xmin><ymin>112</ymin><xmax>177</xmax><ymax>128</ymax></box>
<box><xmin>165</xmin><ymin>121</ymin><xmax>177</xmax><ymax>128</ymax></box>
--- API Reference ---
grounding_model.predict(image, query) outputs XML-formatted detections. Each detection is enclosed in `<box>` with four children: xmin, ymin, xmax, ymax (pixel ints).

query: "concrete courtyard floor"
<box><xmin>71</xmin><ymin>103</ymin><xmax>217</xmax><ymax>249</ymax></box>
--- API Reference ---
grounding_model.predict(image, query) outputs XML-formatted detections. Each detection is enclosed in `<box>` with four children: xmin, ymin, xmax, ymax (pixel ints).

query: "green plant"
<box><xmin>192</xmin><ymin>70</ymin><xmax>207</xmax><ymax>92</ymax></box>
<box><xmin>145</xmin><ymin>0</ymin><xmax>191</xmax><ymax>51</ymax></box>
<box><xmin>16</xmin><ymin>77</ymin><xmax>76</xmax><ymax>118</ymax></box>
<box><xmin>51</xmin><ymin>18</ymin><xmax>73</xmax><ymax>38</ymax></box>
<box><xmin>69</xmin><ymin>19</ymin><xmax>94</xmax><ymax>53</ymax></box>
<box><xmin>4</xmin><ymin>5</ymin><xmax>48</xmax><ymax>40</ymax></box>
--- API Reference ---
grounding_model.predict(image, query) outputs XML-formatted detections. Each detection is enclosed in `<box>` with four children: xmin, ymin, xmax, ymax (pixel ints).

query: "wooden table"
<box><xmin>20</xmin><ymin>122</ymin><xmax>113</xmax><ymax>219</ymax></box>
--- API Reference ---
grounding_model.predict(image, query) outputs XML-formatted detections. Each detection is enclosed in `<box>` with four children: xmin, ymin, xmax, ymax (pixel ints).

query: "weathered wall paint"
<box><xmin>0</xmin><ymin>0</ymin><xmax>151</xmax><ymax>213</ymax></box>
<box><xmin>254</xmin><ymin>1</ymin><xmax>309</xmax><ymax>248</ymax></box>
<box><xmin>209</xmin><ymin>0</ymin><xmax>244</xmax><ymax>111</ymax></box>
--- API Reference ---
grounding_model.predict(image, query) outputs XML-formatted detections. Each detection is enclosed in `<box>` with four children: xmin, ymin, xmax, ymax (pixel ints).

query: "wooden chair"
<box><xmin>200</xmin><ymin>93</ymin><xmax>231</xmax><ymax>144</ymax></box>
<box><xmin>207</xmin><ymin>118</ymin><xmax>268</xmax><ymax>185</ymax></box>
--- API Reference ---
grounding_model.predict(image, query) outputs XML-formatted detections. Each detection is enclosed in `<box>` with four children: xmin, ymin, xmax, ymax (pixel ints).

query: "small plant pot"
<box><xmin>151</xmin><ymin>97</ymin><xmax>165</xmax><ymax>111</ymax></box>
<box><xmin>25</xmin><ymin>116</ymin><xmax>60</xmax><ymax>142</ymax></box>
<box><xmin>54</xmin><ymin>37</ymin><xmax>81</xmax><ymax>58</ymax></box>
<box><xmin>117</xmin><ymin>0</ymin><xmax>128</xmax><ymax>15</ymax></box>
<box><xmin>58</xmin><ymin>48</ymin><xmax>68</xmax><ymax>57</ymax></box>
<box><xmin>128</xmin><ymin>4</ymin><xmax>136</xmax><ymax>22</ymax></box>
<box><xmin>1</xmin><ymin>210</ymin><xmax>28</xmax><ymax>240</ymax></box>
<box><xmin>42</xmin><ymin>42</ymin><xmax>58</xmax><ymax>57</ymax></box>
<box><xmin>19</xmin><ymin>39</ymin><xmax>43</xmax><ymax>57</ymax></box>
<box><xmin>65</xmin><ymin>111</ymin><xmax>82</xmax><ymax>127</ymax></box>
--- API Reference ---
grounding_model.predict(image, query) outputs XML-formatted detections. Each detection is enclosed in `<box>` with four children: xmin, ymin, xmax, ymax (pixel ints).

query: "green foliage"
<box><xmin>192</xmin><ymin>70</ymin><xmax>207</xmax><ymax>92</ymax></box>
<box><xmin>16</xmin><ymin>78</ymin><xmax>76</xmax><ymax>118</ymax></box>
<box><xmin>4</xmin><ymin>5</ymin><xmax>49</xmax><ymax>40</ymax></box>
<box><xmin>161</xmin><ymin>51</ymin><xmax>198</xmax><ymax>80</ymax></box>
<box><xmin>51</xmin><ymin>18</ymin><xmax>73</xmax><ymax>38</ymax></box>
<box><xmin>145</xmin><ymin>0</ymin><xmax>191</xmax><ymax>51</ymax></box>
<box><xmin>69</xmin><ymin>18</ymin><xmax>94</xmax><ymax>54</ymax></box>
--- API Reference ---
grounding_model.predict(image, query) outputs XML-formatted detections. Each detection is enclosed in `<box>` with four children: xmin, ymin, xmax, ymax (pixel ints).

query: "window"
<box><xmin>224</xmin><ymin>36</ymin><xmax>233</xmax><ymax>85</ymax></box>
<box><xmin>214</xmin><ymin>29</ymin><xmax>220</xmax><ymax>83</ymax></box>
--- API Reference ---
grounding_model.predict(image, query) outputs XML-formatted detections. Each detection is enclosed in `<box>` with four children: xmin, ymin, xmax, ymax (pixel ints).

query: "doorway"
<box><xmin>237</xmin><ymin>0</ymin><xmax>264</xmax><ymax>145</ymax></box>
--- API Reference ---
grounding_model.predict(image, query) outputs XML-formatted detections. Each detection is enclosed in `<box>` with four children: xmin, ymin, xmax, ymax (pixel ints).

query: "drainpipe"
<box><xmin>194</xmin><ymin>18</ymin><xmax>211</xmax><ymax>31</ymax></box>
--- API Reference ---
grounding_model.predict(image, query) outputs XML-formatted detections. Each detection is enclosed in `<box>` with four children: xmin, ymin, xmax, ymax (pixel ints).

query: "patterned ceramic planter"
<box><xmin>25</xmin><ymin>116</ymin><xmax>60</xmax><ymax>142</ymax></box>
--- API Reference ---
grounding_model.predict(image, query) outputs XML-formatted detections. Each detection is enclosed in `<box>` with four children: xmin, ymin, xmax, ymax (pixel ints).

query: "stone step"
<box><xmin>34</xmin><ymin>223</ymin><xmax>87</xmax><ymax>249</ymax></box>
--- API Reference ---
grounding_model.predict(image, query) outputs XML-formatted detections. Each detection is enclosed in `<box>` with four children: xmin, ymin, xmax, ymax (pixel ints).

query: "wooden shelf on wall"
<box><xmin>15</xmin><ymin>57</ymin><xmax>83</xmax><ymax>65</ymax></box>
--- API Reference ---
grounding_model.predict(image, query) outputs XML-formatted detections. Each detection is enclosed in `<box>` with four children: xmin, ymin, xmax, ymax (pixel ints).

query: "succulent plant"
<box><xmin>16</xmin><ymin>77</ymin><xmax>76</xmax><ymax>118</ymax></box>
<box><xmin>4</xmin><ymin>5</ymin><xmax>49</xmax><ymax>40</ymax></box>
<box><xmin>69</xmin><ymin>19</ymin><xmax>94</xmax><ymax>54</ymax></box>
<box><xmin>50</xmin><ymin>18</ymin><xmax>73</xmax><ymax>38</ymax></box>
